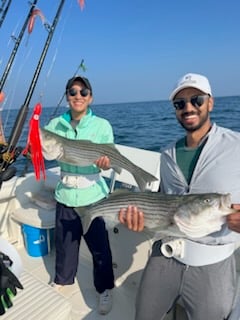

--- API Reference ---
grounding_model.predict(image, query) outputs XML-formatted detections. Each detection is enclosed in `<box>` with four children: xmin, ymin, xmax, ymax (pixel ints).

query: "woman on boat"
<box><xmin>42</xmin><ymin>75</ymin><xmax>115</xmax><ymax>315</ymax></box>
<box><xmin>119</xmin><ymin>73</ymin><xmax>240</xmax><ymax>320</ymax></box>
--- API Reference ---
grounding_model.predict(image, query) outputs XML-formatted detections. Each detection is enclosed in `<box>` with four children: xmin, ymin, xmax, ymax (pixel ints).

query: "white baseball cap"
<box><xmin>169</xmin><ymin>73</ymin><xmax>212</xmax><ymax>100</ymax></box>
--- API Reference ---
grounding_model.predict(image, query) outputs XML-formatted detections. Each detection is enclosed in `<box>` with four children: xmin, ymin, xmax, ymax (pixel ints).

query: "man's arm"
<box><xmin>118</xmin><ymin>206</ymin><xmax>144</xmax><ymax>232</ymax></box>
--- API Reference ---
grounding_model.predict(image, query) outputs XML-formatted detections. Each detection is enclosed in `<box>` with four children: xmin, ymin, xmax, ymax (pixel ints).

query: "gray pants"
<box><xmin>135</xmin><ymin>240</ymin><xmax>236</xmax><ymax>320</ymax></box>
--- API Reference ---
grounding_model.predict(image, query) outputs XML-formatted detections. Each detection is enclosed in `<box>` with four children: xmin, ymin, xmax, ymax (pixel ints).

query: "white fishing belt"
<box><xmin>61</xmin><ymin>171</ymin><xmax>101</xmax><ymax>189</ymax></box>
<box><xmin>160</xmin><ymin>238</ymin><xmax>236</xmax><ymax>267</ymax></box>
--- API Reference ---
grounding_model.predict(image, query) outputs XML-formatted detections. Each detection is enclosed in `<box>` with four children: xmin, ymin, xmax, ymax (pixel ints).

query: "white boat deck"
<box><xmin>4</xmin><ymin>238</ymin><xmax>187</xmax><ymax>320</ymax></box>
<box><xmin>10</xmin><ymin>242</ymin><xmax>137</xmax><ymax>320</ymax></box>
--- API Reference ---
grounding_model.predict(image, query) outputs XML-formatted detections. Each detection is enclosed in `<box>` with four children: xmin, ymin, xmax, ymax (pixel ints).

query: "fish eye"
<box><xmin>203</xmin><ymin>198</ymin><xmax>211</xmax><ymax>203</ymax></box>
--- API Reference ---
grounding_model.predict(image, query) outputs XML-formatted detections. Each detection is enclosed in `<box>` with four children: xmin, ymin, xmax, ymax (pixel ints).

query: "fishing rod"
<box><xmin>0</xmin><ymin>0</ymin><xmax>38</xmax><ymax>147</ymax></box>
<box><xmin>0</xmin><ymin>0</ymin><xmax>8</xmax><ymax>24</ymax></box>
<box><xmin>0</xmin><ymin>0</ymin><xmax>39</xmax><ymax>182</ymax></box>
<box><xmin>0</xmin><ymin>0</ymin><xmax>12</xmax><ymax>29</ymax></box>
<box><xmin>0</xmin><ymin>0</ymin><xmax>66</xmax><ymax>181</ymax></box>
<box><xmin>0</xmin><ymin>0</ymin><xmax>38</xmax><ymax>91</ymax></box>
<box><xmin>0</xmin><ymin>0</ymin><xmax>7</xmax><ymax>9</ymax></box>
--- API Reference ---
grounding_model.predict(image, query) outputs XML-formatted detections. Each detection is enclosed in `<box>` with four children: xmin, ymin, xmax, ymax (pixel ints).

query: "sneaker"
<box><xmin>50</xmin><ymin>282</ymin><xmax>64</xmax><ymax>291</ymax></box>
<box><xmin>98</xmin><ymin>289</ymin><xmax>113</xmax><ymax>315</ymax></box>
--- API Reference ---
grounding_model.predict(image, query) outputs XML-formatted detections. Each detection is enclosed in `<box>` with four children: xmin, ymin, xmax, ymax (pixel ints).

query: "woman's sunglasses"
<box><xmin>67</xmin><ymin>88</ymin><xmax>90</xmax><ymax>97</ymax></box>
<box><xmin>173</xmin><ymin>94</ymin><xmax>209</xmax><ymax>110</ymax></box>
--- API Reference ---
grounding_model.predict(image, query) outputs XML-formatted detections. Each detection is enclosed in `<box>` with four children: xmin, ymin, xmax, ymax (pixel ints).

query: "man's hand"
<box><xmin>0</xmin><ymin>254</ymin><xmax>23</xmax><ymax>315</ymax></box>
<box><xmin>226</xmin><ymin>204</ymin><xmax>240</xmax><ymax>233</ymax></box>
<box><xmin>118</xmin><ymin>206</ymin><xmax>144</xmax><ymax>232</ymax></box>
<box><xmin>94</xmin><ymin>156</ymin><xmax>110</xmax><ymax>170</ymax></box>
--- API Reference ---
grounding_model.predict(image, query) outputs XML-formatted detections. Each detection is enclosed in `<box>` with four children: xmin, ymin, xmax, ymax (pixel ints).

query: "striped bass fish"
<box><xmin>40</xmin><ymin>128</ymin><xmax>158</xmax><ymax>192</ymax></box>
<box><xmin>74</xmin><ymin>190</ymin><xmax>237</xmax><ymax>238</ymax></box>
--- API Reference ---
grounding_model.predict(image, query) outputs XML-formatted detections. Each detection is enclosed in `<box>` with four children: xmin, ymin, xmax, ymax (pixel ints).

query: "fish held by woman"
<box><xmin>40</xmin><ymin>128</ymin><xmax>158</xmax><ymax>191</ymax></box>
<box><xmin>74</xmin><ymin>191</ymin><xmax>237</xmax><ymax>238</ymax></box>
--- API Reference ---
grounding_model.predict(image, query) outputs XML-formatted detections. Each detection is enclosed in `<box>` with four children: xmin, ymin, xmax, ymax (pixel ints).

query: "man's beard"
<box><xmin>177</xmin><ymin>111</ymin><xmax>209</xmax><ymax>132</ymax></box>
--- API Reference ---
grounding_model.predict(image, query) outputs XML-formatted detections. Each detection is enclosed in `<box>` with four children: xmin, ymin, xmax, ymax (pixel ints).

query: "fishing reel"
<box><xmin>0</xmin><ymin>144</ymin><xmax>8</xmax><ymax>155</ymax></box>
<box><xmin>0</xmin><ymin>145</ymin><xmax>23</xmax><ymax>185</ymax></box>
<box><xmin>0</xmin><ymin>145</ymin><xmax>23</xmax><ymax>166</ymax></box>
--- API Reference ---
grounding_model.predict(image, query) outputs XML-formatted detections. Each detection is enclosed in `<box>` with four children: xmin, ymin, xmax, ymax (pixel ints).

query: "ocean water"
<box><xmin>95</xmin><ymin>95</ymin><xmax>240</xmax><ymax>151</ymax></box>
<box><xmin>1</xmin><ymin>95</ymin><xmax>240</xmax><ymax>175</ymax></box>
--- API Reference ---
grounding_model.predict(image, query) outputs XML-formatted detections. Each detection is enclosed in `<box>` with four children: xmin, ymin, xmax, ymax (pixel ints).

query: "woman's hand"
<box><xmin>95</xmin><ymin>156</ymin><xmax>110</xmax><ymax>170</ymax></box>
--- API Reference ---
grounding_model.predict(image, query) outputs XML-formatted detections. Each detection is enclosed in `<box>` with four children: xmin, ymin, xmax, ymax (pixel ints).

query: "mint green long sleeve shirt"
<box><xmin>44</xmin><ymin>108</ymin><xmax>114</xmax><ymax>207</ymax></box>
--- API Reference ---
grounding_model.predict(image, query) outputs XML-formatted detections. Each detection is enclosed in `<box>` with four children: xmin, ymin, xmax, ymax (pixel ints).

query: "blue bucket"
<box><xmin>22</xmin><ymin>225</ymin><xmax>53</xmax><ymax>257</ymax></box>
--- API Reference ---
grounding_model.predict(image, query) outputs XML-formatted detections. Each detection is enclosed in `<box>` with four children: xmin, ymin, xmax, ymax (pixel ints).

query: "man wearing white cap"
<box><xmin>119</xmin><ymin>73</ymin><xmax>240</xmax><ymax>320</ymax></box>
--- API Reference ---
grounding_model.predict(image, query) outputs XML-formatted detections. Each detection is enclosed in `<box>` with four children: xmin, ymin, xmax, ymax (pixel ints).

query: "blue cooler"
<box><xmin>22</xmin><ymin>224</ymin><xmax>53</xmax><ymax>257</ymax></box>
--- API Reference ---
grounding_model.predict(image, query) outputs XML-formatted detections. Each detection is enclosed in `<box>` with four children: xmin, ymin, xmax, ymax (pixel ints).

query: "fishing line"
<box><xmin>36</xmin><ymin>0</ymin><xmax>73</xmax><ymax>107</ymax></box>
<box><xmin>0</xmin><ymin>0</ymin><xmax>38</xmax><ymax>97</ymax></box>
<box><xmin>48</xmin><ymin>59</ymin><xmax>86</xmax><ymax>122</ymax></box>
<box><xmin>47</xmin><ymin>1</ymin><xmax>87</xmax><ymax>120</ymax></box>
<box><xmin>0</xmin><ymin>0</ymin><xmax>67</xmax><ymax>183</ymax></box>
<box><xmin>46</xmin><ymin>48</ymin><xmax>58</xmax><ymax>78</ymax></box>
<box><xmin>37</xmin><ymin>47</ymin><xmax>58</xmax><ymax>103</ymax></box>
<box><xmin>3</xmin><ymin>46</ymin><xmax>34</xmax><ymax>132</ymax></box>
<box><xmin>0</xmin><ymin>19</ymin><xmax>20</xmax><ymax>69</ymax></box>
<box><xmin>0</xmin><ymin>0</ymin><xmax>38</xmax><ymax>140</ymax></box>
<box><xmin>2</xmin><ymin>40</ymin><xmax>34</xmax><ymax>128</ymax></box>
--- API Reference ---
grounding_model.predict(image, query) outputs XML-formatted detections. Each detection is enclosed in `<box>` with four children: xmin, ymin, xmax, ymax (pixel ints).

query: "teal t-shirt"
<box><xmin>176</xmin><ymin>138</ymin><xmax>204</xmax><ymax>184</ymax></box>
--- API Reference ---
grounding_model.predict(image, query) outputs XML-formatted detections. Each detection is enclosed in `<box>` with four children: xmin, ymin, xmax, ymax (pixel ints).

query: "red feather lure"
<box><xmin>28</xmin><ymin>8</ymin><xmax>45</xmax><ymax>34</ymax></box>
<box><xmin>22</xmin><ymin>103</ymin><xmax>45</xmax><ymax>180</ymax></box>
<box><xmin>78</xmin><ymin>0</ymin><xmax>85</xmax><ymax>10</ymax></box>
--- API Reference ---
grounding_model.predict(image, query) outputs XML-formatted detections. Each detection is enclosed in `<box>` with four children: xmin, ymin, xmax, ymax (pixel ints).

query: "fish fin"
<box><xmin>75</xmin><ymin>204</ymin><xmax>119</xmax><ymax>234</ymax></box>
<box><xmin>133</xmin><ymin>169</ymin><xmax>158</xmax><ymax>191</ymax></box>
<box><xmin>153</xmin><ymin>226</ymin><xmax>186</xmax><ymax>238</ymax></box>
<box><xmin>111</xmin><ymin>165</ymin><xmax>122</xmax><ymax>175</ymax></box>
<box><xmin>110</xmin><ymin>189</ymin><xmax>132</xmax><ymax>195</ymax></box>
<box><xmin>104</xmin><ymin>220</ymin><xmax>120</xmax><ymax>231</ymax></box>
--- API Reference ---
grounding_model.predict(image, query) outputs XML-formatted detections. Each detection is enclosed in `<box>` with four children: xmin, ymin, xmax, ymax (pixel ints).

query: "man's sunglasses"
<box><xmin>173</xmin><ymin>94</ymin><xmax>209</xmax><ymax>110</ymax></box>
<box><xmin>67</xmin><ymin>88</ymin><xmax>90</xmax><ymax>97</ymax></box>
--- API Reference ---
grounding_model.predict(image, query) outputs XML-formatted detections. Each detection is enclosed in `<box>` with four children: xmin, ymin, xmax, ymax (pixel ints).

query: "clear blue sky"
<box><xmin>0</xmin><ymin>0</ymin><xmax>240</xmax><ymax>108</ymax></box>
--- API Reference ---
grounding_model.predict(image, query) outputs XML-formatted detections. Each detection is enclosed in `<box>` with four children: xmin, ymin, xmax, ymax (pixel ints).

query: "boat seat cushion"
<box><xmin>1</xmin><ymin>270</ymin><xmax>71</xmax><ymax>320</ymax></box>
<box><xmin>12</xmin><ymin>204</ymin><xmax>56</xmax><ymax>229</ymax></box>
<box><xmin>12</xmin><ymin>202</ymin><xmax>56</xmax><ymax>229</ymax></box>
<box><xmin>11</xmin><ymin>186</ymin><xmax>56</xmax><ymax>229</ymax></box>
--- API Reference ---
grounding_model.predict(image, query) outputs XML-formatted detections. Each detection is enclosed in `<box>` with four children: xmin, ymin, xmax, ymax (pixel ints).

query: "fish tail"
<box><xmin>74</xmin><ymin>207</ymin><xmax>95</xmax><ymax>234</ymax></box>
<box><xmin>111</xmin><ymin>165</ymin><xmax>122</xmax><ymax>175</ymax></box>
<box><xmin>133</xmin><ymin>169</ymin><xmax>158</xmax><ymax>191</ymax></box>
<box><xmin>82</xmin><ymin>217</ymin><xmax>93</xmax><ymax>235</ymax></box>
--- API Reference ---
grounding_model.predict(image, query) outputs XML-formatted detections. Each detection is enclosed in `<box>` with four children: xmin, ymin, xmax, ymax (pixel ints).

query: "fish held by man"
<box><xmin>40</xmin><ymin>128</ymin><xmax>158</xmax><ymax>191</ymax></box>
<box><xmin>74</xmin><ymin>191</ymin><xmax>237</xmax><ymax>238</ymax></box>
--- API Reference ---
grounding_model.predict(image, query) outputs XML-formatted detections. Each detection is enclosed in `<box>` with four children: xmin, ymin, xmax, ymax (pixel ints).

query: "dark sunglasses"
<box><xmin>173</xmin><ymin>94</ymin><xmax>209</xmax><ymax>110</ymax></box>
<box><xmin>68</xmin><ymin>88</ymin><xmax>90</xmax><ymax>97</ymax></box>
